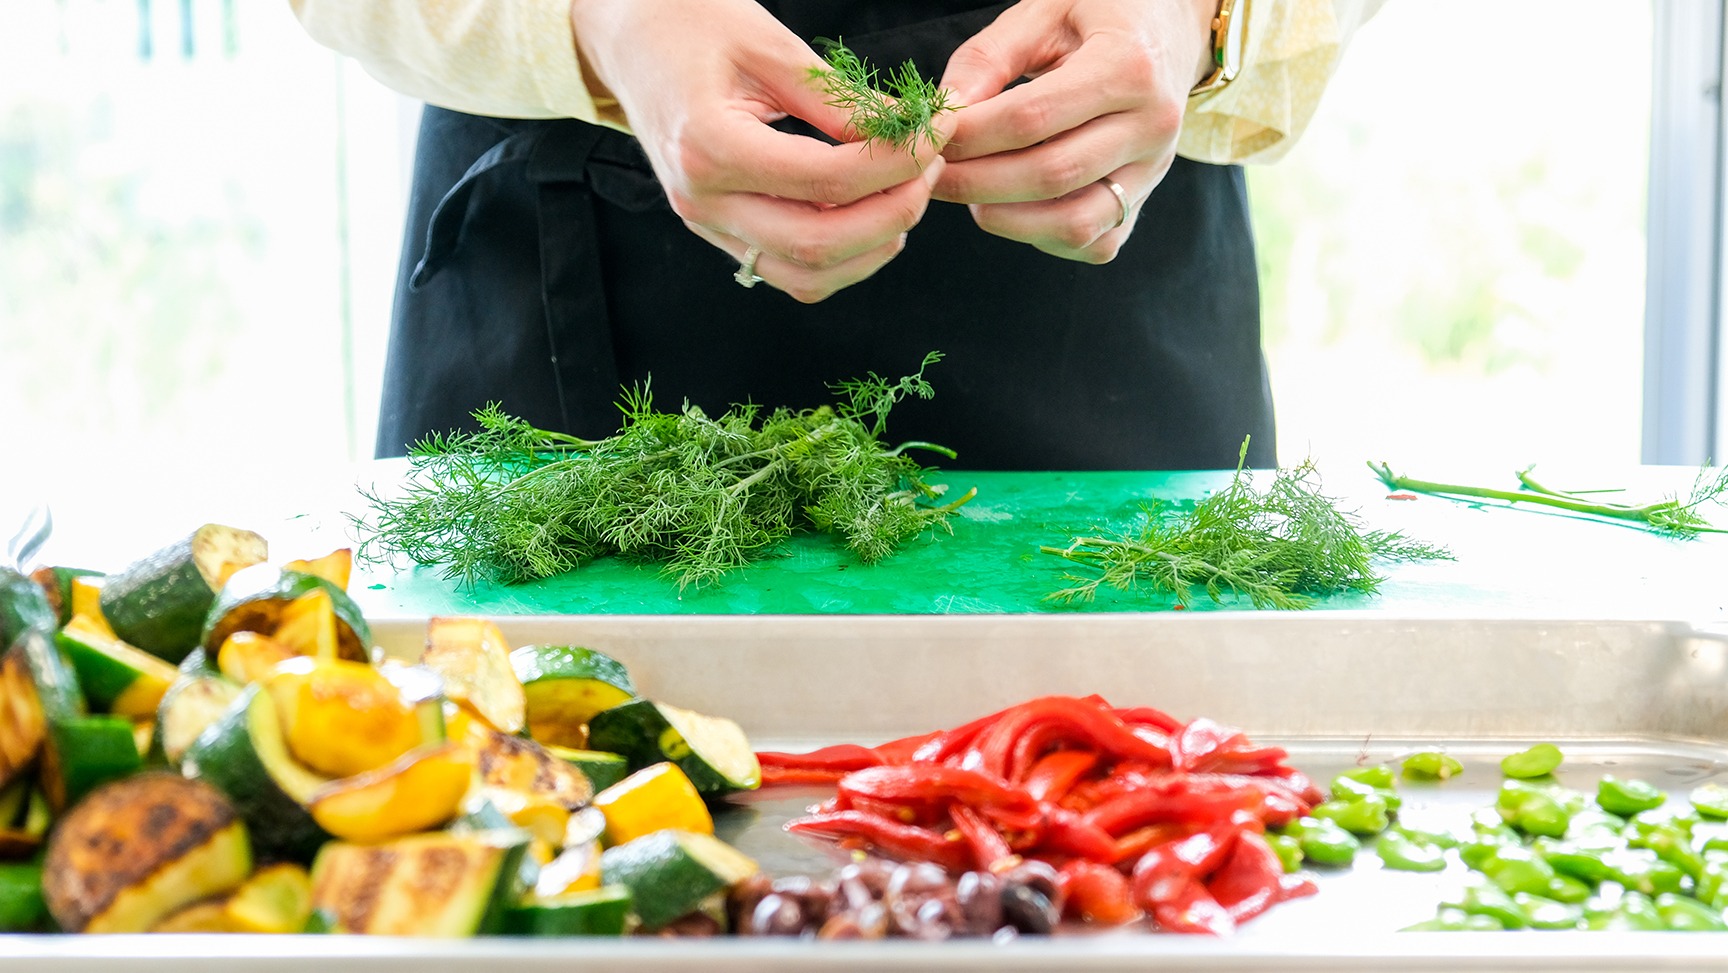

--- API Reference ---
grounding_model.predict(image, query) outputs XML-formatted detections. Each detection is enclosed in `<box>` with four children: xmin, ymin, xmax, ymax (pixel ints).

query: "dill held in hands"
<box><xmin>808</xmin><ymin>39</ymin><xmax>956</xmax><ymax>154</ymax></box>
<box><xmin>355</xmin><ymin>353</ymin><xmax>973</xmax><ymax>589</ymax></box>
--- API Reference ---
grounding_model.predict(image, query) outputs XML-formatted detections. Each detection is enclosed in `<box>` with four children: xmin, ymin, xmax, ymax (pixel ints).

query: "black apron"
<box><xmin>376</xmin><ymin>0</ymin><xmax>1275</xmax><ymax>471</ymax></box>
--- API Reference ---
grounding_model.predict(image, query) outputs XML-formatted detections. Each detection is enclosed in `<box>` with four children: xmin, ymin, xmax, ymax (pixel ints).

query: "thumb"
<box><xmin>939</xmin><ymin>6</ymin><xmax>1053</xmax><ymax>107</ymax></box>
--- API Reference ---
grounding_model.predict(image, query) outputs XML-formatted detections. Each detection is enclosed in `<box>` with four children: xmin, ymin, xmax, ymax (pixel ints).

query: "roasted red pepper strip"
<box><xmin>971</xmin><ymin>696</ymin><xmax>1172</xmax><ymax>780</ymax></box>
<box><xmin>756</xmin><ymin>744</ymin><xmax>885</xmax><ymax>773</ymax></box>
<box><xmin>837</xmin><ymin>765</ymin><xmax>1042</xmax><ymax>831</ymax></box>
<box><xmin>760</xmin><ymin>766</ymin><xmax>851</xmax><ymax>787</ymax></box>
<box><xmin>1083</xmin><ymin>779</ymin><xmax>1266</xmax><ymax>837</ymax></box>
<box><xmin>1169</xmin><ymin>717</ymin><xmax>1246</xmax><ymax>773</ymax></box>
<box><xmin>1058</xmin><ymin>859</ymin><xmax>1142</xmax><ymax>926</ymax></box>
<box><xmin>1205</xmin><ymin>831</ymin><xmax>1285</xmax><ymax>924</ymax></box>
<box><xmin>1149</xmin><ymin>878</ymin><xmax>1236</xmax><ymax>935</ymax></box>
<box><xmin>869</xmin><ymin>730</ymin><xmax>943</xmax><ymax>764</ymax></box>
<box><xmin>785</xmin><ymin>811</ymin><xmax>972</xmax><ymax>873</ymax></box>
<box><xmin>1038</xmin><ymin>805</ymin><xmax>1121</xmax><ymax>862</ymax></box>
<box><xmin>950</xmin><ymin>804</ymin><xmax>1014</xmax><ymax>871</ymax></box>
<box><xmin>1114</xmin><ymin>705</ymin><xmax>1183</xmax><ymax>734</ymax></box>
<box><xmin>1022</xmin><ymin>750</ymin><xmax>1100</xmax><ymax>803</ymax></box>
<box><xmin>1131</xmin><ymin>825</ymin><xmax>1238</xmax><ymax>914</ymax></box>
<box><xmin>1112</xmin><ymin>822</ymin><xmax>1197</xmax><ymax>864</ymax></box>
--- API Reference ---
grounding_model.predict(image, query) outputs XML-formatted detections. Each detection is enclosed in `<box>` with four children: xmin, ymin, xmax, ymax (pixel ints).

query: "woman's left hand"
<box><xmin>935</xmin><ymin>0</ymin><xmax>1219</xmax><ymax>263</ymax></box>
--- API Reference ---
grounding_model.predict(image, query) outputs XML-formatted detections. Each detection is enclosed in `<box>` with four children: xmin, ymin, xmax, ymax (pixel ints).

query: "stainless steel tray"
<box><xmin>14</xmin><ymin>613</ymin><xmax>1728</xmax><ymax>971</ymax></box>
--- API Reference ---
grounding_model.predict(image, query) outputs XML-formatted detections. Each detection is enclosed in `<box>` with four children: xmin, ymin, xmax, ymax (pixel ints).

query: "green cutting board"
<box><xmin>347</xmin><ymin>466</ymin><xmax>1728</xmax><ymax>620</ymax></box>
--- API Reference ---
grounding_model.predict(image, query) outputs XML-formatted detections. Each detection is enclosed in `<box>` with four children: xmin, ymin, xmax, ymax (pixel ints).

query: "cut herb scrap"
<box><xmin>1044</xmin><ymin>441</ymin><xmax>1451</xmax><ymax>610</ymax></box>
<box><xmin>808</xmin><ymin>39</ymin><xmax>956</xmax><ymax>154</ymax></box>
<box><xmin>355</xmin><ymin>353</ymin><xmax>972</xmax><ymax>589</ymax></box>
<box><xmin>1370</xmin><ymin>462</ymin><xmax>1728</xmax><ymax>538</ymax></box>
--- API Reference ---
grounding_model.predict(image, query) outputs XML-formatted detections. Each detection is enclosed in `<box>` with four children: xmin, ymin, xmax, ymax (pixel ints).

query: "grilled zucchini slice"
<box><xmin>309</xmin><ymin>828</ymin><xmax>530</xmax><ymax>936</ymax></box>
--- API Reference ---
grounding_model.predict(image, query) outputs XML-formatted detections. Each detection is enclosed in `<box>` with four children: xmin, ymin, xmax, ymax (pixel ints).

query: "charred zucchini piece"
<box><xmin>309</xmin><ymin>828</ymin><xmax>530</xmax><ymax>936</ymax></box>
<box><xmin>155</xmin><ymin>672</ymin><xmax>242</xmax><ymax>769</ymax></box>
<box><xmin>202</xmin><ymin>565</ymin><xmax>371</xmax><ymax>663</ymax></box>
<box><xmin>266</xmin><ymin>658</ymin><xmax>425</xmax><ymax>778</ymax></box>
<box><xmin>55</xmin><ymin>615</ymin><xmax>178</xmax><ymax>719</ymax></box>
<box><xmin>42</xmin><ymin>772</ymin><xmax>251</xmax><ymax>933</ymax></box>
<box><xmin>469</xmin><ymin>722</ymin><xmax>594</xmax><ymax>815</ymax></box>
<box><xmin>215</xmin><ymin>631</ymin><xmax>299</xmax><ymax>686</ymax></box>
<box><xmin>42</xmin><ymin>715</ymin><xmax>145</xmax><ymax>812</ymax></box>
<box><xmin>592</xmin><ymin>762</ymin><xmax>713</xmax><ymax>847</ymax></box>
<box><xmin>309</xmin><ymin>742</ymin><xmax>476</xmax><ymax>842</ymax></box>
<box><xmin>511</xmin><ymin>645</ymin><xmax>636</xmax><ymax>749</ymax></box>
<box><xmin>223</xmin><ymin>862</ymin><xmax>313</xmax><ymax>934</ymax></box>
<box><xmin>551</xmin><ymin>747</ymin><xmax>629</xmax><ymax>793</ymax></box>
<box><xmin>181</xmin><ymin>683</ymin><xmax>331</xmax><ymax>862</ymax></box>
<box><xmin>586</xmin><ymin>699</ymin><xmax>761</xmax><ymax>796</ymax></box>
<box><xmin>0</xmin><ymin>645</ymin><xmax>46</xmax><ymax>790</ymax></box>
<box><xmin>27</xmin><ymin>566</ymin><xmax>103</xmax><ymax>628</ymax></box>
<box><xmin>152</xmin><ymin>899</ymin><xmax>238</xmax><ymax>932</ymax></box>
<box><xmin>100</xmin><ymin>525</ymin><xmax>268</xmax><ymax>663</ymax></box>
<box><xmin>281</xmin><ymin>549</ymin><xmax>353</xmax><ymax>591</ymax></box>
<box><xmin>599</xmin><ymin>830</ymin><xmax>757</xmax><ymax>931</ymax></box>
<box><xmin>0</xmin><ymin>567</ymin><xmax>56</xmax><ymax>653</ymax></box>
<box><xmin>502</xmin><ymin>885</ymin><xmax>632</xmax><ymax>936</ymax></box>
<box><xmin>0</xmin><ymin>782</ymin><xmax>49</xmax><ymax>860</ymax></box>
<box><xmin>423</xmin><ymin>617</ymin><xmax>526</xmax><ymax>735</ymax></box>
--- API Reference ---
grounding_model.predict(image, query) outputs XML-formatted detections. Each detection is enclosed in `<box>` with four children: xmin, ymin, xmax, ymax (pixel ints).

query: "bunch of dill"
<box><xmin>1044</xmin><ymin>441</ymin><xmax>1451</xmax><ymax>609</ymax></box>
<box><xmin>354</xmin><ymin>353</ymin><xmax>972</xmax><ymax>589</ymax></box>
<box><xmin>808</xmin><ymin>39</ymin><xmax>956</xmax><ymax>154</ymax></box>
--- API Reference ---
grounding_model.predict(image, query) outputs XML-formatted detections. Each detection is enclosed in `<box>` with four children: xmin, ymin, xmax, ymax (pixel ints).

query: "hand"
<box><xmin>935</xmin><ymin>0</ymin><xmax>1217</xmax><ymax>264</ymax></box>
<box><xmin>569</xmin><ymin>0</ymin><xmax>951</xmax><ymax>302</ymax></box>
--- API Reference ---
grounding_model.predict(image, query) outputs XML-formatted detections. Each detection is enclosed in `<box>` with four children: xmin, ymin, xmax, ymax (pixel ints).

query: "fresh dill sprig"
<box><xmin>808</xmin><ymin>38</ymin><xmax>955</xmax><ymax>154</ymax></box>
<box><xmin>1371</xmin><ymin>461</ymin><xmax>1728</xmax><ymax>537</ymax></box>
<box><xmin>1043</xmin><ymin>439</ymin><xmax>1451</xmax><ymax>609</ymax></box>
<box><xmin>353</xmin><ymin>352</ymin><xmax>974</xmax><ymax>589</ymax></box>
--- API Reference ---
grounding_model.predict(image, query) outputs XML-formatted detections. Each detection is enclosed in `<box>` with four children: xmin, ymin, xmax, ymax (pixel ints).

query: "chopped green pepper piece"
<box><xmin>0</xmin><ymin>864</ymin><xmax>46</xmax><ymax>932</ymax></box>
<box><xmin>1402</xmin><ymin>751</ymin><xmax>1465</xmax><ymax>782</ymax></box>
<box><xmin>1501</xmin><ymin>743</ymin><xmax>1564</xmax><ymax>780</ymax></box>
<box><xmin>1597</xmin><ymin>776</ymin><xmax>1665</xmax><ymax>817</ymax></box>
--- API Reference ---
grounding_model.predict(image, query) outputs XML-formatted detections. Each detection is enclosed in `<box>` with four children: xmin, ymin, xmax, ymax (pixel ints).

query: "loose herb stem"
<box><xmin>1370</xmin><ymin>461</ymin><xmax>1728</xmax><ymax>536</ymax></box>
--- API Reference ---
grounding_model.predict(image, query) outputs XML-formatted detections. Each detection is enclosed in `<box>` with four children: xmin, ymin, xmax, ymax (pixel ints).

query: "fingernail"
<box><xmin>923</xmin><ymin>155</ymin><xmax>947</xmax><ymax>187</ymax></box>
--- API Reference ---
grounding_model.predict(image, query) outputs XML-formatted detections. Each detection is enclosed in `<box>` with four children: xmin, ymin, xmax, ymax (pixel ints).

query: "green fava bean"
<box><xmin>1446</xmin><ymin>881</ymin><xmax>1530</xmax><ymax>930</ymax></box>
<box><xmin>1538</xmin><ymin>842</ymin><xmax>1614</xmax><ymax>884</ymax></box>
<box><xmin>1267</xmin><ymin>833</ymin><xmax>1304</xmax><ymax>874</ymax></box>
<box><xmin>1512</xmin><ymin>893</ymin><xmax>1584</xmax><ymax>930</ymax></box>
<box><xmin>1391</xmin><ymin>822</ymin><xmax>1460</xmax><ymax>850</ymax></box>
<box><xmin>1287</xmin><ymin>816</ymin><xmax>1360</xmax><ymax>867</ymax></box>
<box><xmin>1462</xmin><ymin>838</ymin><xmax>1514</xmax><ymax>871</ymax></box>
<box><xmin>1697</xmin><ymin>859</ymin><xmax>1728</xmax><ymax>910</ymax></box>
<box><xmin>1402</xmin><ymin>751</ymin><xmax>1465</xmax><ymax>782</ymax></box>
<box><xmin>1606</xmin><ymin>849</ymin><xmax>1686</xmax><ymax>896</ymax></box>
<box><xmin>1339</xmin><ymin>765</ymin><xmax>1397</xmax><ymax>790</ymax></box>
<box><xmin>1329</xmin><ymin>775</ymin><xmax>1403</xmax><ymax>813</ymax></box>
<box><xmin>1655</xmin><ymin>892</ymin><xmax>1728</xmax><ymax>931</ymax></box>
<box><xmin>1401</xmin><ymin>908</ymin><xmax>1503</xmax><ymax>932</ymax></box>
<box><xmin>1313</xmin><ymin>796</ymin><xmax>1391</xmax><ymax>836</ymax></box>
<box><xmin>1483</xmin><ymin>846</ymin><xmax>1558</xmax><ymax>896</ymax></box>
<box><xmin>1597</xmin><ymin>776</ymin><xmax>1666</xmax><ymax>817</ymax></box>
<box><xmin>1631</xmin><ymin>825</ymin><xmax>1705</xmax><ymax>880</ymax></box>
<box><xmin>1377</xmin><ymin>831</ymin><xmax>1448</xmax><ymax>872</ymax></box>
<box><xmin>1691</xmin><ymin>783</ymin><xmax>1728</xmax><ymax>820</ymax></box>
<box><xmin>1586</xmin><ymin>891</ymin><xmax>1665</xmax><ymax>931</ymax></box>
<box><xmin>1513</xmin><ymin>793</ymin><xmax>1572</xmax><ymax>839</ymax></box>
<box><xmin>1501</xmin><ymin>743</ymin><xmax>1564</xmax><ymax>780</ymax></box>
<box><xmin>1544</xmin><ymin>873</ymin><xmax>1592</xmax><ymax>904</ymax></box>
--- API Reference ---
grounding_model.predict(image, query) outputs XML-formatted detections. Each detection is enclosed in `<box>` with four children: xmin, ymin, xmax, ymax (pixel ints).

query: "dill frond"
<box><xmin>808</xmin><ymin>39</ymin><xmax>956</xmax><ymax>154</ymax></box>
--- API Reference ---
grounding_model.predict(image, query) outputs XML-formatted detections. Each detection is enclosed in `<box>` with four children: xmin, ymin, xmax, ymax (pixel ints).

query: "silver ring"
<box><xmin>734</xmin><ymin>245</ymin><xmax>764</xmax><ymax>288</ymax></box>
<box><xmin>1103</xmin><ymin>179</ymin><xmax>1131</xmax><ymax>230</ymax></box>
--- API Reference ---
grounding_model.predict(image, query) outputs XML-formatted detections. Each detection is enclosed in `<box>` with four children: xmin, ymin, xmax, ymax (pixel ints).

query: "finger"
<box><xmin>967</xmin><ymin>160</ymin><xmax>1164</xmax><ymax>260</ymax></box>
<box><xmin>691</xmin><ymin>224</ymin><xmax>909</xmax><ymax>304</ymax></box>
<box><xmin>702</xmin><ymin>158</ymin><xmax>943</xmax><ymax>270</ymax></box>
<box><xmin>942</xmin><ymin>39</ymin><xmax>1146</xmax><ymax>163</ymax></box>
<box><xmin>938</xmin><ymin>3</ymin><xmax>1072</xmax><ymax>108</ymax></box>
<box><xmin>691</xmin><ymin>105</ymin><xmax>952</xmax><ymax>208</ymax></box>
<box><xmin>933</xmin><ymin>114</ymin><xmax>1142</xmax><ymax>205</ymax></box>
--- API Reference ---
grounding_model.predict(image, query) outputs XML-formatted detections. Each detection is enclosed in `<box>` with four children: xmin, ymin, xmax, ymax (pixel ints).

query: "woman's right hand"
<box><xmin>569</xmin><ymin>0</ymin><xmax>950</xmax><ymax>303</ymax></box>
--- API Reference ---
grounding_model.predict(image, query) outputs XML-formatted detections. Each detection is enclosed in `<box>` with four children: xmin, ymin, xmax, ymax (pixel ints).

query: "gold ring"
<box><xmin>734</xmin><ymin>245</ymin><xmax>764</xmax><ymax>288</ymax></box>
<box><xmin>1104</xmin><ymin>179</ymin><xmax>1131</xmax><ymax>230</ymax></box>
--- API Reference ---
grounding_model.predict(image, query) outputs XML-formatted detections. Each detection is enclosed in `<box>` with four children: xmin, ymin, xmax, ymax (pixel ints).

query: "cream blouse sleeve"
<box><xmin>291</xmin><ymin>0</ymin><xmax>1378</xmax><ymax>164</ymax></box>
<box><xmin>1178</xmin><ymin>0</ymin><xmax>1389</xmax><ymax>165</ymax></box>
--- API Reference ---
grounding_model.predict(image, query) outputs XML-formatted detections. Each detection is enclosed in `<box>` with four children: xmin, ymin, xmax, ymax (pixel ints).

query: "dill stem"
<box><xmin>1515</xmin><ymin>468</ymin><xmax>1630</xmax><ymax>504</ymax></box>
<box><xmin>1370</xmin><ymin>463</ymin><xmax>1671</xmax><ymax>523</ymax></box>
